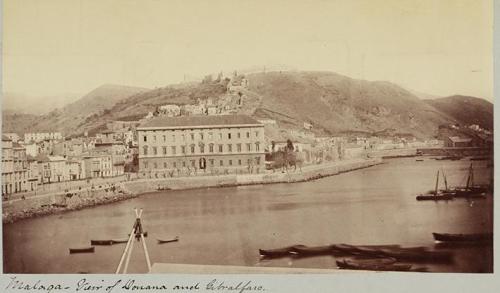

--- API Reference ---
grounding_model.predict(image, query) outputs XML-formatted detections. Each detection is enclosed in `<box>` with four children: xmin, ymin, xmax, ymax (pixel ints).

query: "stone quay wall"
<box><xmin>122</xmin><ymin>158</ymin><xmax>382</xmax><ymax>195</ymax></box>
<box><xmin>2</xmin><ymin>184</ymin><xmax>136</xmax><ymax>224</ymax></box>
<box><xmin>417</xmin><ymin>147</ymin><xmax>492</xmax><ymax>157</ymax></box>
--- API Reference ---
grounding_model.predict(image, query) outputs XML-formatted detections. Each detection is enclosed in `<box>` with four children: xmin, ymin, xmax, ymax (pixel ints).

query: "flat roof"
<box><xmin>138</xmin><ymin>115</ymin><xmax>262</xmax><ymax>130</ymax></box>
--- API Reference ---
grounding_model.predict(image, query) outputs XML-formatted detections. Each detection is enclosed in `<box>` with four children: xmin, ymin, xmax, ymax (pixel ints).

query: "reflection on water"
<box><xmin>3</xmin><ymin>157</ymin><xmax>493</xmax><ymax>273</ymax></box>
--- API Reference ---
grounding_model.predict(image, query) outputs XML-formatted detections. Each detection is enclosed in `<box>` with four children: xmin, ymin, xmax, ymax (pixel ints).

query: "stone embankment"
<box><xmin>123</xmin><ymin>158</ymin><xmax>382</xmax><ymax>195</ymax></box>
<box><xmin>3</xmin><ymin>158</ymin><xmax>382</xmax><ymax>224</ymax></box>
<box><xmin>2</xmin><ymin>185</ymin><xmax>137</xmax><ymax>224</ymax></box>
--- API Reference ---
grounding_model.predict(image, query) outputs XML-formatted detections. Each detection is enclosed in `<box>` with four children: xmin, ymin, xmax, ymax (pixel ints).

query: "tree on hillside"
<box><xmin>286</xmin><ymin>139</ymin><xmax>294</xmax><ymax>152</ymax></box>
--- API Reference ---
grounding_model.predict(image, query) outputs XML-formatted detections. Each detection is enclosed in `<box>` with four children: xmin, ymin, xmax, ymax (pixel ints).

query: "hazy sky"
<box><xmin>3</xmin><ymin>0</ymin><xmax>493</xmax><ymax>100</ymax></box>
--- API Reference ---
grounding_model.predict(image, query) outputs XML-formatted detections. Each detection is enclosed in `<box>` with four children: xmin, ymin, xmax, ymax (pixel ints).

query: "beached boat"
<box><xmin>69</xmin><ymin>247</ymin><xmax>95</xmax><ymax>254</ymax></box>
<box><xmin>157</xmin><ymin>236</ymin><xmax>179</xmax><ymax>244</ymax></box>
<box><xmin>290</xmin><ymin>245</ymin><xmax>335</xmax><ymax>256</ymax></box>
<box><xmin>432</xmin><ymin>232</ymin><xmax>493</xmax><ymax>243</ymax></box>
<box><xmin>259</xmin><ymin>246</ymin><xmax>295</xmax><ymax>258</ymax></box>
<box><xmin>336</xmin><ymin>259</ymin><xmax>412</xmax><ymax>271</ymax></box>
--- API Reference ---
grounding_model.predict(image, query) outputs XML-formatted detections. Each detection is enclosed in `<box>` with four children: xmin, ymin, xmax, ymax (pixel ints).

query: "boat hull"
<box><xmin>69</xmin><ymin>247</ymin><xmax>95</xmax><ymax>254</ymax></box>
<box><xmin>432</xmin><ymin>233</ymin><xmax>493</xmax><ymax>243</ymax></box>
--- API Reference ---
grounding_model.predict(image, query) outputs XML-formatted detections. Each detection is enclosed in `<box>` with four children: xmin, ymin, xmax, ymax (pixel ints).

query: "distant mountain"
<box><xmin>17</xmin><ymin>84</ymin><xmax>149</xmax><ymax>135</ymax></box>
<box><xmin>2</xmin><ymin>92</ymin><xmax>80</xmax><ymax>115</ymax></box>
<box><xmin>424</xmin><ymin>95</ymin><xmax>493</xmax><ymax>130</ymax></box>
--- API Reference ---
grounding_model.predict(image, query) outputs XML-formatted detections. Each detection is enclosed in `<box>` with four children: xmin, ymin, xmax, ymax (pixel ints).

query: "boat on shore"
<box><xmin>290</xmin><ymin>245</ymin><xmax>335</xmax><ymax>256</ymax></box>
<box><xmin>157</xmin><ymin>236</ymin><xmax>179</xmax><ymax>244</ymax></box>
<box><xmin>336</xmin><ymin>259</ymin><xmax>412</xmax><ymax>271</ymax></box>
<box><xmin>432</xmin><ymin>232</ymin><xmax>493</xmax><ymax>243</ymax></box>
<box><xmin>259</xmin><ymin>246</ymin><xmax>296</xmax><ymax>258</ymax></box>
<box><xmin>69</xmin><ymin>247</ymin><xmax>95</xmax><ymax>254</ymax></box>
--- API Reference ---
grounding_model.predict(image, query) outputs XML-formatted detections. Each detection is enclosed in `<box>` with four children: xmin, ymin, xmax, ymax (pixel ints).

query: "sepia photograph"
<box><xmin>1</xmin><ymin>0</ymin><xmax>494</xmax><ymax>277</ymax></box>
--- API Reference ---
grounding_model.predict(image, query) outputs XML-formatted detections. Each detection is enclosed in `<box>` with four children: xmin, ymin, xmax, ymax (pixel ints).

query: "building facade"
<box><xmin>24</xmin><ymin>132</ymin><xmax>63</xmax><ymax>143</ymax></box>
<box><xmin>137</xmin><ymin>115</ymin><xmax>265</xmax><ymax>178</ymax></box>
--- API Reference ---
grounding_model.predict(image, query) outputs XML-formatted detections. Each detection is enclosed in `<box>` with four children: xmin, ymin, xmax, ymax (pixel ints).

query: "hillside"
<box><xmin>1</xmin><ymin>92</ymin><xmax>80</xmax><ymax>115</ymax></box>
<box><xmin>425</xmin><ymin>95</ymin><xmax>493</xmax><ymax>130</ymax></box>
<box><xmin>1</xmin><ymin>112</ymin><xmax>40</xmax><ymax>134</ymax></box>
<box><xmin>247</xmin><ymin>71</ymin><xmax>454</xmax><ymax>138</ymax></box>
<box><xmin>26</xmin><ymin>84</ymin><xmax>149</xmax><ymax>135</ymax></box>
<box><xmin>4</xmin><ymin>71</ymin><xmax>492</xmax><ymax>139</ymax></box>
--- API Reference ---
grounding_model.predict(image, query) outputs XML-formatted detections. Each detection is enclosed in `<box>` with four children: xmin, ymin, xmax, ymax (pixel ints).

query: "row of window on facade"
<box><xmin>143</xmin><ymin>157</ymin><xmax>261</xmax><ymax>169</ymax></box>
<box><xmin>142</xmin><ymin>142</ymin><xmax>261</xmax><ymax>156</ymax></box>
<box><xmin>142</xmin><ymin>130</ymin><xmax>260</xmax><ymax>143</ymax></box>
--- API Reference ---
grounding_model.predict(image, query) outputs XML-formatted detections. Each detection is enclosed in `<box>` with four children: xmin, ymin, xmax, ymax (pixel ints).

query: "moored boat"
<box><xmin>90</xmin><ymin>240</ymin><xmax>114</xmax><ymax>246</ymax></box>
<box><xmin>259</xmin><ymin>246</ymin><xmax>295</xmax><ymax>258</ymax></box>
<box><xmin>432</xmin><ymin>232</ymin><xmax>493</xmax><ymax>243</ymax></box>
<box><xmin>290</xmin><ymin>244</ymin><xmax>335</xmax><ymax>256</ymax></box>
<box><xmin>69</xmin><ymin>246</ymin><xmax>95</xmax><ymax>254</ymax></box>
<box><xmin>336</xmin><ymin>259</ymin><xmax>412</xmax><ymax>271</ymax></box>
<box><xmin>416</xmin><ymin>170</ymin><xmax>455</xmax><ymax>201</ymax></box>
<box><xmin>157</xmin><ymin>236</ymin><xmax>179</xmax><ymax>244</ymax></box>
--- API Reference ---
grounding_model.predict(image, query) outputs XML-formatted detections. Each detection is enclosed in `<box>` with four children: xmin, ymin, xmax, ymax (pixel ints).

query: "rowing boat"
<box><xmin>290</xmin><ymin>245</ymin><xmax>334</xmax><ymax>256</ymax></box>
<box><xmin>336</xmin><ymin>259</ymin><xmax>412</xmax><ymax>271</ymax></box>
<box><xmin>259</xmin><ymin>246</ymin><xmax>295</xmax><ymax>258</ymax></box>
<box><xmin>69</xmin><ymin>247</ymin><xmax>95</xmax><ymax>254</ymax></box>
<box><xmin>90</xmin><ymin>240</ymin><xmax>114</xmax><ymax>245</ymax></box>
<box><xmin>157</xmin><ymin>236</ymin><xmax>179</xmax><ymax>244</ymax></box>
<box><xmin>432</xmin><ymin>232</ymin><xmax>493</xmax><ymax>243</ymax></box>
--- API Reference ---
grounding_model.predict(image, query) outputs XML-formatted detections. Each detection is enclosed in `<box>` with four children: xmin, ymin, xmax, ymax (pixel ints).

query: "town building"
<box><xmin>83</xmin><ymin>154</ymin><xmax>113</xmax><ymax>178</ymax></box>
<box><xmin>24</xmin><ymin>132</ymin><xmax>63</xmax><ymax>143</ymax></box>
<box><xmin>446</xmin><ymin>136</ymin><xmax>473</xmax><ymax>148</ymax></box>
<box><xmin>137</xmin><ymin>115</ymin><xmax>265</xmax><ymax>178</ymax></box>
<box><xmin>26</xmin><ymin>156</ymin><xmax>39</xmax><ymax>192</ymax></box>
<box><xmin>2</xmin><ymin>136</ymin><xmax>30</xmax><ymax>195</ymax></box>
<box><xmin>38</xmin><ymin>155</ymin><xmax>67</xmax><ymax>183</ymax></box>
<box><xmin>3</xmin><ymin>132</ymin><xmax>20</xmax><ymax>142</ymax></box>
<box><xmin>2</xmin><ymin>135</ymin><xmax>14</xmax><ymax>195</ymax></box>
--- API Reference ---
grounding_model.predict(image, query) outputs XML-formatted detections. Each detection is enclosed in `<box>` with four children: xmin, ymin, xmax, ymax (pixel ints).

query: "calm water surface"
<box><xmin>3</xmin><ymin>157</ymin><xmax>493</xmax><ymax>273</ymax></box>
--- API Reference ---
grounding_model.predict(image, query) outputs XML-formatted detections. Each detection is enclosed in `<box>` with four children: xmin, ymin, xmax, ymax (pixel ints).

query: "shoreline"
<box><xmin>2</xmin><ymin>158</ymin><xmax>382</xmax><ymax>224</ymax></box>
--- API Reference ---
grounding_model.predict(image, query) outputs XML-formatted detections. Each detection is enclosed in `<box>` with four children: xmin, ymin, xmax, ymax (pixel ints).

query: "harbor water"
<box><xmin>3</xmin><ymin>157</ymin><xmax>493</xmax><ymax>273</ymax></box>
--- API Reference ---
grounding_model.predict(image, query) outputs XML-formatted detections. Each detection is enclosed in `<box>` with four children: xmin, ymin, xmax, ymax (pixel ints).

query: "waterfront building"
<box><xmin>2</xmin><ymin>136</ymin><xmax>30</xmax><ymax>195</ymax></box>
<box><xmin>82</xmin><ymin>153</ymin><xmax>113</xmax><ymax>178</ymax></box>
<box><xmin>26</xmin><ymin>156</ymin><xmax>39</xmax><ymax>192</ymax></box>
<box><xmin>12</xmin><ymin>142</ymin><xmax>29</xmax><ymax>193</ymax></box>
<box><xmin>2</xmin><ymin>135</ymin><xmax>14</xmax><ymax>195</ymax></box>
<box><xmin>137</xmin><ymin>115</ymin><xmax>265</xmax><ymax>178</ymax></box>
<box><xmin>93</xmin><ymin>141</ymin><xmax>126</xmax><ymax>176</ymax></box>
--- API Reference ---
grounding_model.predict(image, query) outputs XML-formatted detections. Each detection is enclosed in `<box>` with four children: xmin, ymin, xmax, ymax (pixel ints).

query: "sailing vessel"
<box><xmin>452</xmin><ymin>164</ymin><xmax>487</xmax><ymax>198</ymax></box>
<box><xmin>416</xmin><ymin>170</ymin><xmax>454</xmax><ymax>201</ymax></box>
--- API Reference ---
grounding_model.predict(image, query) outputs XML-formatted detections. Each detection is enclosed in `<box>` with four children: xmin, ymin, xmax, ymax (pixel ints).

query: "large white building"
<box><xmin>137</xmin><ymin>115</ymin><xmax>265</xmax><ymax>178</ymax></box>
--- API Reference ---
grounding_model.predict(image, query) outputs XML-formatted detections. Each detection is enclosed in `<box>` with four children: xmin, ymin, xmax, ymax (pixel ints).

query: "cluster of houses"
<box><xmin>1</xmin><ymin>128</ymin><xmax>135</xmax><ymax>196</ymax></box>
<box><xmin>145</xmin><ymin>73</ymin><xmax>250</xmax><ymax>120</ymax></box>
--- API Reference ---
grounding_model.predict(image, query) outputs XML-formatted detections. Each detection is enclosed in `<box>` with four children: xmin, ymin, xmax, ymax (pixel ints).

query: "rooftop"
<box><xmin>138</xmin><ymin>115</ymin><xmax>262</xmax><ymax>129</ymax></box>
